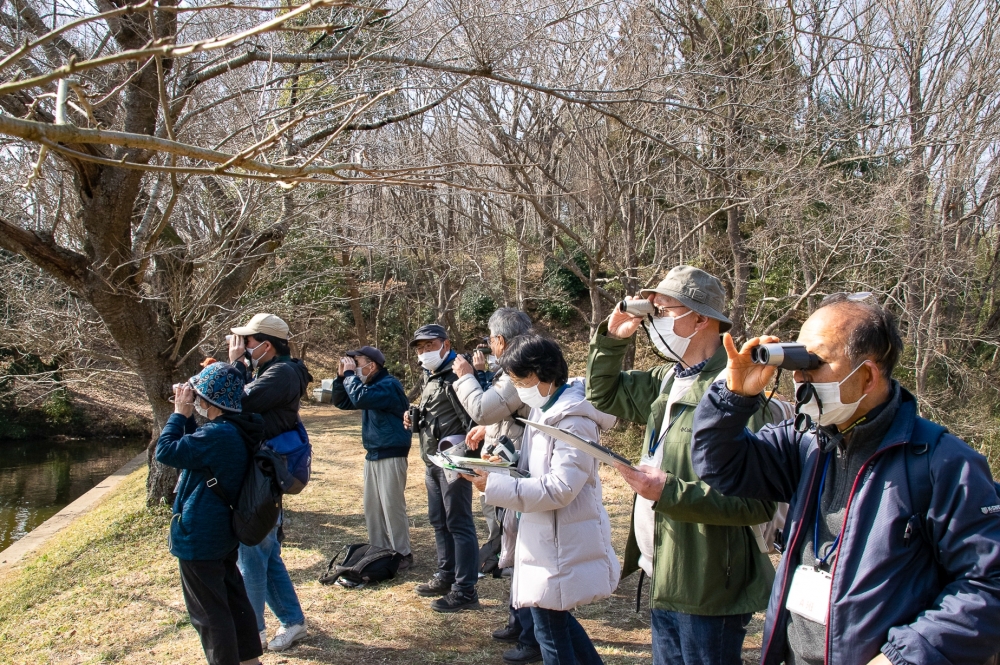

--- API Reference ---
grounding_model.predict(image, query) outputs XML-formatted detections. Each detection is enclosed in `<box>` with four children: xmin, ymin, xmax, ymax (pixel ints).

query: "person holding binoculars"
<box><xmin>403</xmin><ymin>323</ymin><xmax>481</xmax><ymax>613</ymax></box>
<box><xmin>689</xmin><ymin>293</ymin><xmax>1000</xmax><ymax>665</ymax></box>
<box><xmin>452</xmin><ymin>308</ymin><xmax>542</xmax><ymax>665</ymax></box>
<box><xmin>585</xmin><ymin>265</ymin><xmax>778</xmax><ymax>665</ymax></box>
<box><xmin>331</xmin><ymin>345</ymin><xmax>414</xmax><ymax>572</ymax></box>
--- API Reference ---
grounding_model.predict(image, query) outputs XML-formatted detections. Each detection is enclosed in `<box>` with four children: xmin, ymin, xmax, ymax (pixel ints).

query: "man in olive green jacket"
<box><xmin>586</xmin><ymin>266</ymin><xmax>775</xmax><ymax>665</ymax></box>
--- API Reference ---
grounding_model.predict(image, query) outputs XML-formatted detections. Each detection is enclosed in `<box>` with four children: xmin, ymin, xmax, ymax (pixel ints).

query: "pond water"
<box><xmin>0</xmin><ymin>437</ymin><xmax>148</xmax><ymax>552</ymax></box>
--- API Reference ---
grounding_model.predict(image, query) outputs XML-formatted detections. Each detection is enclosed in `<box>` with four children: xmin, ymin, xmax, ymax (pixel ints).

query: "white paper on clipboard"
<box><xmin>522</xmin><ymin>419</ymin><xmax>637</xmax><ymax>469</ymax></box>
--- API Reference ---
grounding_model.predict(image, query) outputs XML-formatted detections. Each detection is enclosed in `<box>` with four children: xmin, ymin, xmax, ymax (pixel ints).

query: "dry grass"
<box><xmin>0</xmin><ymin>405</ymin><xmax>765</xmax><ymax>664</ymax></box>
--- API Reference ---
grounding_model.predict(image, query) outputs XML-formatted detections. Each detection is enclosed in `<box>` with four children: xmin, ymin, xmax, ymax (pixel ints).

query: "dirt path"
<box><xmin>0</xmin><ymin>405</ymin><xmax>764</xmax><ymax>664</ymax></box>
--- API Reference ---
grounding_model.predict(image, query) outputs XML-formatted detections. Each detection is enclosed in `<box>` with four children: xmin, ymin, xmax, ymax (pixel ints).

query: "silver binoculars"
<box><xmin>749</xmin><ymin>343</ymin><xmax>821</xmax><ymax>370</ymax></box>
<box><xmin>617</xmin><ymin>299</ymin><xmax>654</xmax><ymax>318</ymax></box>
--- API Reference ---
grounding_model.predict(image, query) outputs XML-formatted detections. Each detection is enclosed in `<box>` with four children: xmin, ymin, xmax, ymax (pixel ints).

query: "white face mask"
<box><xmin>649</xmin><ymin>310</ymin><xmax>696</xmax><ymax>362</ymax></box>
<box><xmin>487</xmin><ymin>355</ymin><xmax>499</xmax><ymax>370</ymax></box>
<box><xmin>516</xmin><ymin>382</ymin><xmax>553</xmax><ymax>409</ymax></box>
<box><xmin>794</xmin><ymin>363</ymin><xmax>866</xmax><ymax>427</ymax></box>
<box><xmin>248</xmin><ymin>343</ymin><xmax>267</xmax><ymax>369</ymax></box>
<box><xmin>418</xmin><ymin>347</ymin><xmax>445</xmax><ymax>372</ymax></box>
<box><xmin>194</xmin><ymin>399</ymin><xmax>209</xmax><ymax>418</ymax></box>
<box><xmin>358</xmin><ymin>363</ymin><xmax>375</xmax><ymax>382</ymax></box>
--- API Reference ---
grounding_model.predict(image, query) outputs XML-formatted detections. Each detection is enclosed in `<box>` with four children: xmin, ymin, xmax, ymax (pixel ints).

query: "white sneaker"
<box><xmin>268</xmin><ymin>621</ymin><xmax>307</xmax><ymax>651</ymax></box>
<box><xmin>258</xmin><ymin>629</ymin><xmax>267</xmax><ymax>650</ymax></box>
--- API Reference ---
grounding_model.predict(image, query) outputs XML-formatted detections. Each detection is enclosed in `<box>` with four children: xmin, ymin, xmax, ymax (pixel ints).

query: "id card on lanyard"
<box><xmin>786</xmin><ymin>453</ymin><xmax>840</xmax><ymax>626</ymax></box>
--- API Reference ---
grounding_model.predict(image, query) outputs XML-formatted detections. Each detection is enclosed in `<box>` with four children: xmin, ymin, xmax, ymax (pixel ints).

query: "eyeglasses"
<box><xmin>508</xmin><ymin>376</ymin><xmax>538</xmax><ymax>390</ymax></box>
<box><xmin>650</xmin><ymin>302</ymin><xmax>690</xmax><ymax>318</ymax></box>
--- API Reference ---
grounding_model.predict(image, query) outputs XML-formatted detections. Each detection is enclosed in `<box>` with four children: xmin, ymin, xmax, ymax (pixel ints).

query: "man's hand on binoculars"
<box><xmin>453</xmin><ymin>354</ymin><xmax>474</xmax><ymax>377</ymax></box>
<box><xmin>607</xmin><ymin>297</ymin><xmax>647</xmax><ymax>339</ymax></box>
<box><xmin>724</xmin><ymin>333</ymin><xmax>781</xmax><ymax>397</ymax></box>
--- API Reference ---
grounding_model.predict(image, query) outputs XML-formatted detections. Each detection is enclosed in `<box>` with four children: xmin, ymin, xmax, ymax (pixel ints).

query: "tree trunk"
<box><xmin>726</xmin><ymin>205</ymin><xmax>749</xmax><ymax>340</ymax></box>
<box><xmin>342</xmin><ymin>250</ymin><xmax>369</xmax><ymax>346</ymax></box>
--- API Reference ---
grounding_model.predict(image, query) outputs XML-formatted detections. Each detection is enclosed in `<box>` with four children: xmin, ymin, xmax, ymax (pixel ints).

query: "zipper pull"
<box><xmin>903</xmin><ymin>519</ymin><xmax>914</xmax><ymax>547</ymax></box>
<box><xmin>725</xmin><ymin>565</ymin><xmax>731</xmax><ymax>589</ymax></box>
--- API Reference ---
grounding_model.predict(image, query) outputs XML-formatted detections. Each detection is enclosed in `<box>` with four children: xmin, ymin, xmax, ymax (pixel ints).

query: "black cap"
<box><xmin>346</xmin><ymin>345</ymin><xmax>385</xmax><ymax>366</ymax></box>
<box><xmin>409</xmin><ymin>323</ymin><xmax>449</xmax><ymax>347</ymax></box>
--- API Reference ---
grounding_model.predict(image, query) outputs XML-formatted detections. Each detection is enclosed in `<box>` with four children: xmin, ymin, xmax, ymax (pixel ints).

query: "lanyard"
<box><xmin>813</xmin><ymin>453</ymin><xmax>841</xmax><ymax>568</ymax></box>
<box><xmin>648</xmin><ymin>410</ymin><xmax>684</xmax><ymax>457</ymax></box>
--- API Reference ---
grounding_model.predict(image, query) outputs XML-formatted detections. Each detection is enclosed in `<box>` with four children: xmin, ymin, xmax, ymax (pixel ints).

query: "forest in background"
<box><xmin>1</xmin><ymin>0</ymin><xmax>999</xmax><ymax>500</ymax></box>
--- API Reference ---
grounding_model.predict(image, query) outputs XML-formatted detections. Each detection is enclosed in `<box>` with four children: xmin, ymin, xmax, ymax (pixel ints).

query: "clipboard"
<box><xmin>522</xmin><ymin>419</ymin><xmax>637</xmax><ymax>469</ymax></box>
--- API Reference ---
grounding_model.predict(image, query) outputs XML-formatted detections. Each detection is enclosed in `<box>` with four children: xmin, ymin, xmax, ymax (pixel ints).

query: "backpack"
<box><xmin>207</xmin><ymin>443</ymin><xmax>293</xmax><ymax>547</ymax></box>
<box><xmin>266</xmin><ymin>420</ymin><xmax>312</xmax><ymax>494</ymax></box>
<box><xmin>318</xmin><ymin>543</ymin><xmax>402</xmax><ymax>587</ymax></box>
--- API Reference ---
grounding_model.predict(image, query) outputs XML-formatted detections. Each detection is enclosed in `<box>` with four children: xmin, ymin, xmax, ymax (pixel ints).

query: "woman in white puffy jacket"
<box><xmin>464</xmin><ymin>335</ymin><xmax>620</xmax><ymax>665</ymax></box>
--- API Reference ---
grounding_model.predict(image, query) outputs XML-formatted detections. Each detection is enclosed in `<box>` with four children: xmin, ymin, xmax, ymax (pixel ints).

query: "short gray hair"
<box><xmin>488</xmin><ymin>308</ymin><xmax>532</xmax><ymax>340</ymax></box>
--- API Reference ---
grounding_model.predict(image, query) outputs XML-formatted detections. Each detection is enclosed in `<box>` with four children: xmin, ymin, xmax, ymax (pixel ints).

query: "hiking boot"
<box><xmin>431</xmin><ymin>589</ymin><xmax>481</xmax><ymax>613</ymax></box>
<box><xmin>492</xmin><ymin>623</ymin><xmax>520</xmax><ymax>643</ymax></box>
<box><xmin>415</xmin><ymin>576</ymin><xmax>451</xmax><ymax>597</ymax></box>
<box><xmin>258</xmin><ymin>629</ymin><xmax>268</xmax><ymax>650</ymax></box>
<box><xmin>503</xmin><ymin>644</ymin><xmax>543</xmax><ymax>664</ymax></box>
<box><xmin>398</xmin><ymin>553</ymin><xmax>414</xmax><ymax>572</ymax></box>
<box><xmin>268</xmin><ymin>621</ymin><xmax>306</xmax><ymax>652</ymax></box>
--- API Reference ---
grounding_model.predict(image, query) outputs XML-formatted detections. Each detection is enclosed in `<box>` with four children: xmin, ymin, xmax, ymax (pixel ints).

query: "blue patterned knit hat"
<box><xmin>190</xmin><ymin>363</ymin><xmax>244</xmax><ymax>413</ymax></box>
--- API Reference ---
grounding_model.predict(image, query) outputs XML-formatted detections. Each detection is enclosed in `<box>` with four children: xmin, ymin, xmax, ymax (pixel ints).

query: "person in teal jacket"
<box><xmin>585</xmin><ymin>266</ymin><xmax>776</xmax><ymax>665</ymax></box>
<box><xmin>331</xmin><ymin>345</ymin><xmax>414</xmax><ymax>570</ymax></box>
<box><xmin>156</xmin><ymin>362</ymin><xmax>264</xmax><ymax>665</ymax></box>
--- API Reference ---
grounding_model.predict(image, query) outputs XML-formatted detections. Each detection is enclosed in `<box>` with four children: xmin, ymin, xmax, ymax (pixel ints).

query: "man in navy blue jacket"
<box><xmin>690</xmin><ymin>294</ymin><xmax>1000</xmax><ymax>665</ymax></box>
<box><xmin>332</xmin><ymin>345</ymin><xmax>414</xmax><ymax>570</ymax></box>
<box><xmin>156</xmin><ymin>363</ymin><xmax>264</xmax><ymax>665</ymax></box>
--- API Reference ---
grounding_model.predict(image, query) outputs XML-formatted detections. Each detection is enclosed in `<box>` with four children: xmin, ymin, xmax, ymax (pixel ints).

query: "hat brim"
<box><xmin>230</xmin><ymin>326</ymin><xmax>257</xmax><ymax>336</ymax></box>
<box><xmin>408</xmin><ymin>334</ymin><xmax>447</xmax><ymax>347</ymax></box>
<box><xmin>346</xmin><ymin>349</ymin><xmax>377</xmax><ymax>360</ymax></box>
<box><xmin>637</xmin><ymin>287</ymin><xmax>733</xmax><ymax>333</ymax></box>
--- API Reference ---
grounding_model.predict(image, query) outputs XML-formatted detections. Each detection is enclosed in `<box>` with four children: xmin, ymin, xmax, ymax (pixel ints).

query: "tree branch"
<box><xmin>0</xmin><ymin>216</ymin><xmax>90</xmax><ymax>288</ymax></box>
<box><xmin>0</xmin><ymin>113</ymin><xmax>359</xmax><ymax>178</ymax></box>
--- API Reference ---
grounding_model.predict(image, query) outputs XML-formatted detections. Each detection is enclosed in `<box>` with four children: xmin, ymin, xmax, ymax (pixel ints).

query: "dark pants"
<box><xmin>424</xmin><ymin>465</ymin><xmax>479</xmax><ymax>592</ymax></box>
<box><xmin>509</xmin><ymin>603</ymin><xmax>538</xmax><ymax>648</ymax></box>
<box><xmin>179</xmin><ymin>549</ymin><xmax>263</xmax><ymax>665</ymax></box>
<box><xmin>650</xmin><ymin>609</ymin><xmax>751</xmax><ymax>665</ymax></box>
<box><xmin>530</xmin><ymin>607</ymin><xmax>603</xmax><ymax>665</ymax></box>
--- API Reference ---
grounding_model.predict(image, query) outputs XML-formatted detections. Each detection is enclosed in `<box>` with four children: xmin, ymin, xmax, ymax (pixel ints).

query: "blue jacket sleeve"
<box><xmin>330</xmin><ymin>375</ymin><xmax>355</xmax><ymax>410</ymax></box>
<box><xmin>342</xmin><ymin>374</ymin><xmax>407</xmax><ymax>413</ymax></box>
<box><xmin>691</xmin><ymin>380</ymin><xmax>805</xmax><ymax>503</ymax></box>
<box><xmin>475</xmin><ymin>370</ymin><xmax>494</xmax><ymax>391</ymax></box>
<box><xmin>155</xmin><ymin>413</ymin><xmax>213</xmax><ymax>470</ymax></box>
<box><xmin>882</xmin><ymin>437</ymin><xmax>1000</xmax><ymax>665</ymax></box>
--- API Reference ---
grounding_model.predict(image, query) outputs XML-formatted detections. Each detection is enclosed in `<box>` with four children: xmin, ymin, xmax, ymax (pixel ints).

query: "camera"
<box><xmin>408</xmin><ymin>405</ymin><xmax>422</xmax><ymax>434</ymax></box>
<box><xmin>617</xmin><ymin>298</ymin><xmax>655</xmax><ymax>318</ymax></box>
<box><xmin>750</xmin><ymin>343</ymin><xmax>821</xmax><ymax>370</ymax></box>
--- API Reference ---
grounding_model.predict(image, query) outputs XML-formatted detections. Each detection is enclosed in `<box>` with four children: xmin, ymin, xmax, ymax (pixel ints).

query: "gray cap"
<box><xmin>409</xmin><ymin>323</ymin><xmax>449</xmax><ymax>347</ymax></box>
<box><xmin>639</xmin><ymin>265</ymin><xmax>732</xmax><ymax>332</ymax></box>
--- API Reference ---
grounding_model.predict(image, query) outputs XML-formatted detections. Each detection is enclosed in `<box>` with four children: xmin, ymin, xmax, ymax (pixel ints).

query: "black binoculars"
<box><xmin>408</xmin><ymin>405</ymin><xmax>422</xmax><ymax>434</ymax></box>
<box><xmin>749</xmin><ymin>343</ymin><xmax>821</xmax><ymax>370</ymax></box>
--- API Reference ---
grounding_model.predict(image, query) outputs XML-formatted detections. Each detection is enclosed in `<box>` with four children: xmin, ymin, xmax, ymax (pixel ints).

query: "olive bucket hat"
<box><xmin>639</xmin><ymin>265</ymin><xmax>732</xmax><ymax>332</ymax></box>
<box><xmin>190</xmin><ymin>363</ymin><xmax>245</xmax><ymax>413</ymax></box>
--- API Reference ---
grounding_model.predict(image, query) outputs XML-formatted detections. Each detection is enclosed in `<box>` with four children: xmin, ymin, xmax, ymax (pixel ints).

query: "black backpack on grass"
<box><xmin>207</xmin><ymin>444</ymin><xmax>290</xmax><ymax>547</ymax></box>
<box><xmin>318</xmin><ymin>543</ymin><xmax>401</xmax><ymax>587</ymax></box>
